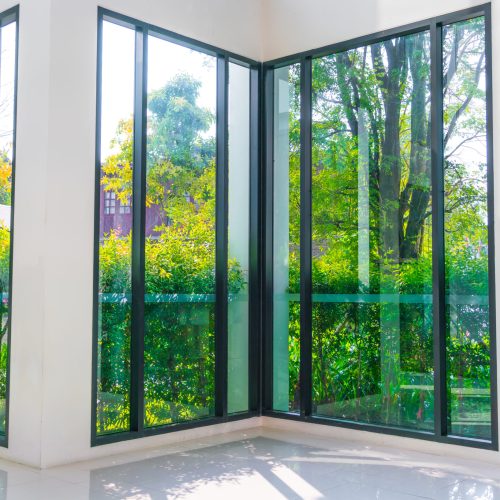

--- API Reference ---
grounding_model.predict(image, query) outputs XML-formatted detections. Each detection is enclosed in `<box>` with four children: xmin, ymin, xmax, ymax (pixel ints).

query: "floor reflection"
<box><xmin>88</xmin><ymin>436</ymin><xmax>500</xmax><ymax>499</ymax></box>
<box><xmin>0</xmin><ymin>432</ymin><xmax>500</xmax><ymax>498</ymax></box>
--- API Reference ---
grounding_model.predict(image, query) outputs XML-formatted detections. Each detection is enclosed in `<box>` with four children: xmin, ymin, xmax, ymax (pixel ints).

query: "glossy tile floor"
<box><xmin>1</xmin><ymin>428</ymin><xmax>500</xmax><ymax>499</ymax></box>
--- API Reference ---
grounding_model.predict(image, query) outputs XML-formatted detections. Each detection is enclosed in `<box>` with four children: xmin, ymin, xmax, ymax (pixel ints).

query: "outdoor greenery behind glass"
<box><xmin>143</xmin><ymin>34</ymin><xmax>217</xmax><ymax>428</ymax></box>
<box><xmin>97</xmin><ymin>19</ymin><xmax>253</xmax><ymax>434</ymax></box>
<box><xmin>443</xmin><ymin>17</ymin><xmax>492</xmax><ymax>440</ymax></box>
<box><xmin>273</xmin><ymin>64</ymin><xmax>301</xmax><ymax>413</ymax></box>
<box><xmin>272</xmin><ymin>15</ymin><xmax>493</xmax><ymax>441</ymax></box>
<box><xmin>228</xmin><ymin>62</ymin><xmax>250</xmax><ymax>414</ymax></box>
<box><xmin>96</xmin><ymin>10</ymin><xmax>494</xmax><ymax>444</ymax></box>
<box><xmin>144</xmin><ymin>36</ymin><xmax>216</xmax><ymax>427</ymax></box>
<box><xmin>97</xmin><ymin>21</ymin><xmax>134</xmax><ymax>435</ymax></box>
<box><xmin>311</xmin><ymin>30</ymin><xmax>434</xmax><ymax>430</ymax></box>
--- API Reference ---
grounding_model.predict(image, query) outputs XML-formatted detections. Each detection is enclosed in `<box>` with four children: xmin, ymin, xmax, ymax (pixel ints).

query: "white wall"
<box><xmin>2</xmin><ymin>0</ymin><xmax>500</xmax><ymax>470</ymax></box>
<box><xmin>0</xmin><ymin>0</ymin><xmax>52</xmax><ymax>469</ymax></box>
<box><xmin>262</xmin><ymin>0</ymin><xmax>486</xmax><ymax>61</ymax></box>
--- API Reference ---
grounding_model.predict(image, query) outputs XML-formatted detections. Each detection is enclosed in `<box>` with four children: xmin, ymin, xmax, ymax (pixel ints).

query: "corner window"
<box><xmin>94</xmin><ymin>10</ymin><xmax>258</xmax><ymax>442</ymax></box>
<box><xmin>266</xmin><ymin>7</ymin><xmax>496</xmax><ymax>447</ymax></box>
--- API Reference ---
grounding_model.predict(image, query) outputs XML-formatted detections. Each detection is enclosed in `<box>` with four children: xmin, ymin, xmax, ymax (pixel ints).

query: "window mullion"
<box><xmin>263</xmin><ymin>66</ymin><xmax>274</xmax><ymax>412</ymax></box>
<box><xmin>249</xmin><ymin>66</ymin><xmax>261</xmax><ymax>413</ymax></box>
<box><xmin>300</xmin><ymin>57</ymin><xmax>312</xmax><ymax>418</ymax></box>
<box><xmin>430</xmin><ymin>20</ymin><xmax>447</xmax><ymax>438</ymax></box>
<box><xmin>215</xmin><ymin>54</ymin><xmax>229</xmax><ymax>418</ymax></box>
<box><xmin>484</xmin><ymin>5</ymin><xmax>498</xmax><ymax>450</ymax></box>
<box><xmin>130</xmin><ymin>26</ymin><xmax>148</xmax><ymax>434</ymax></box>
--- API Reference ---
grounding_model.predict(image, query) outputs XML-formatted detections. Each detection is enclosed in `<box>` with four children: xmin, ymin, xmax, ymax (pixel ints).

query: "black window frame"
<box><xmin>0</xmin><ymin>4</ymin><xmax>19</xmax><ymax>449</ymax></box>
<box><xmin>262</xmin><ymin>2</ymin><xmax>498</xmax><ymax>451</ymax></box>
<box><xmin>92</xmin><ymin>7</ymin><xmax>262</xmax><ymax>446</ymax></box>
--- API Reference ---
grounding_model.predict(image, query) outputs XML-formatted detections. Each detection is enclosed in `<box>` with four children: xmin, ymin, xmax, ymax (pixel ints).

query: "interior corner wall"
<box><xmin>0</xmin><ymin>0</ymin><xmax>263</xmax><ymax>469</ymax></box>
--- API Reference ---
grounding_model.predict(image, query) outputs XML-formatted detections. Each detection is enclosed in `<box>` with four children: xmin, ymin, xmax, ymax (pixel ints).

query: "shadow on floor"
<box><xmin>88</xmin><ymin>436</ymin><xmax>500</xmax><ymax>499</ymax></box>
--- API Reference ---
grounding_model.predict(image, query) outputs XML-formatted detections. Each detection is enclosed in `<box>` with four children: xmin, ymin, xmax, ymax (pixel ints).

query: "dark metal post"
<box><xmin>262</xmin><ymin>66</ymin><xmax>275</xmax><ymax>411</ymax></box>
<box><xmin>484</xmin><ymin>4</ymin><xmax>498</xmax><ymax>451</ymax></box>
<box><xmin>130</xmin><ymin>26</ymin><xmax>147</xmax><ymax>433</ymax></box>
<box><xmin>300</xmin><ymin>58</ymin><xmax>312</xmax><ymax>417</ymax></box>
<box><xmin>91</xmin><ymin>9</ymin><xmax>103</xmax><ymax>446</ymax></box>
<box><xmin>249</xmin><ymin>65</ymin><xmax>261</xmax><ymax>412</ymax></box>
<box><xmin>215</xmin><ymin>55</ymin><xmax>229</xmax><ymax>418</ymax></box>
<box><xmin>430</xmin><ymin>21</ymin><xmax>447</xmax><ymax>437</ymax></box>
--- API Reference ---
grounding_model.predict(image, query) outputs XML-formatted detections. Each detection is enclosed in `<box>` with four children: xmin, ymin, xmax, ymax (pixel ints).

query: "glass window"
<box><xmin>143</xmin><ymin>34</ymin><xmax>217</xmax><ymax>428</ymax></box>
<box><xmin>272</xmin><ymin>64</ymin><xmax>301</xmax><ymax>413</ymax></box>
<box><xmin>443</xmin><ymin>16</ymin><xmax>491</xmax><ymax>440</ymax></box>
<box><xmin>227</xmin><ymin>62</ymin><xmax>250</xmax><ymax>414</ymax></box>
<box><xmin>104</xmin><ymin>191</ymin><xmax>116</xmax><ymax>215</ymax></box>
<box><xmin>95</xmin><ymin>7</ymin><xmax>493</xmax><ymax>448</ymax></box>
<box><xmin>311</xmin><ymin>31</ymin><xmax>433</xmax><ymax>430</ymax></box>
<box><xmin>95</xmin><ymin>12</ymin><xmax>256</xmax><ymax>441</ymax></box>
<box><xmin>96</xmin><ymin>20</ymin><xmax>135</xmax><ymax>436</ymax></box>
<box><xmin>0</xmin><ymin>12</ymin><xmax>17</xmax><ymax>437</ymax></box>
<box><xmin>118</xmin><ymin>196</ymin><xmax>131</xmax><ymax>215</ymax></box>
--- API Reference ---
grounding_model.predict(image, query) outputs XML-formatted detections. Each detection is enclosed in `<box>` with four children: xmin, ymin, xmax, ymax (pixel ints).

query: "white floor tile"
<box><xmin>0</xmin><ymin>432</ymin><xmax>497</xmax><ymax>499</ymax></box>
<box><xmin>6</xmin><ymin>477</ymin><xmax>90</xmax><ymax>500</ymax></box>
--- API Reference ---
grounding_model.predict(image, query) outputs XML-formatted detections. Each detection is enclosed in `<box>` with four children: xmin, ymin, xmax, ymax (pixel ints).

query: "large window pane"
<box><xmin>0</xmin><ymin>18</ymin><xmax>16</xmax><ymax>435</ymax></box>
<box><xmin>227</xmin><ymin>62</ymin><xmax>250</xmax><ymax>414</ymax></box>
<box><xmin>144</xmin><ymin>35</ymin><xmax>216</xmax><ymax>427</ymax></box>
<box><xmin>273</xmin><ymin>64</ymin><xmax>300</xmax><ymax>412</ymax></box>
<box><xmin>96</xmin><ymin>21</ymin><xmax>135</xmax><ymax>436</ymax></box>
<box><xmin>443</xmin><ymin>16</ymin><xmax>491</xmax><ymax>440</ymax></box>
<box><xmin>311</xmin><ymin>32</ymin><xmax>434</xmax><ymax>430</ymax></box>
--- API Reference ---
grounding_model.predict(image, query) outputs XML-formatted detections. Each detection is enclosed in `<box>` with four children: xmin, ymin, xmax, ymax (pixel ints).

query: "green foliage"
<box><xmin>0</xmin><ymin>152</ymin><xmax>12</xmax><ymax>427</ymax></box>
<box><xmin>97</xmin><ymin>72</ymin><xmax>244</xmax><ymax>434</ymax></box>
<box><xmin>97</xmin><ymin>18</ymin><xmax>492</xmax><ymax>440</ymax></box>
<box><xmin>279</xmin><ymin>20</ymin><xmax>491</xmax><ymax>437</ymax></box>
<box><xmin>148</xmin><ymin>74</ymin><xmax>215</xmax><ymax>170</ymax></box>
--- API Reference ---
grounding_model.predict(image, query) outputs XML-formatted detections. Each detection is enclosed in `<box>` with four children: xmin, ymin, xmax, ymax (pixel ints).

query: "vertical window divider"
<box><xmin>430</xmin><ymin>20</ymin><xmax>447</xmax><ymax>438</ymax></box>
<box><xmin>262</xmin><ymin>65</ymin><xmax>274</xmax><ymax>412</ymax></box>
<box><xmin>3</xmin><ymin>6</ymin><xmax>19</xmax><ymax>448</ymax></box>
<box><xmin>91</xmin><ymin>11</ymin><xmax>103</xmax><ymax>447</ymax></box>
<box><xmin>249</xmin><ymin>65</ymin><xmax>261</xmax><ymax>412</ymax></box>
<box><xmin>484</xmin><ymin>4</ymin><xmax>498</xmax><ymax>451</ymax></box>
<box><xmin>215</xmin><ymin>54</ymin><xmax>229</xmax><ymax>418</ymax></box>
<box><xmin>130</xmin><ymin>25</ymin><xmax>148</xmax><ymax>434</ymax></box>
<box><xmin>300</xmin><ymin>57</ymin><xmax>312</xmax><ymax>418</ymax></box>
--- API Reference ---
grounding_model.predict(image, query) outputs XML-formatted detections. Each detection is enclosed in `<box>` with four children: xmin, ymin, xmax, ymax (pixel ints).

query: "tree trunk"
<box><xmin>401</xmin><ymin>33</ymin><xmax>431</xmax><ymax>260</ymax></box>
<box><xmin>372</xmin><ymin>38</ymin><xmax>407</xmax><ymax>422</ymax></box>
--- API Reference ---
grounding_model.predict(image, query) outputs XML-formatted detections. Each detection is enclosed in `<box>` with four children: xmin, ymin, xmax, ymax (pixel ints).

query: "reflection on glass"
<box><xmin>227</xmin><ymin>62</ymin><xmax>250</xmax><ymax>414</ymax></box>
<box><xmin>273</xmin><ymin>64</ymin><xmax>300</xmax><ymax>412</ymax></box>
<box><xmin>443</xmin><ymin>17</ymin><xmax>491</xmax><ymax>441</ymax></box>
<box><xmin>0</xmin><ymin>20</ymin><xmax>16</xmax><ymax>435</ymax></box>
<box><xmin>311</xmin><ymin>32</ymin><xmax>434</xmax><ymax>430</ymax></box>
<box><xmin>97</xmin><ymin>21</ymin><xmax>135</xmax><ymax>435</ymax></box>
<box><xmin>144</xmin><ymin>35</ymin><xmax>216</xmax><ymax>427</ymax></box>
